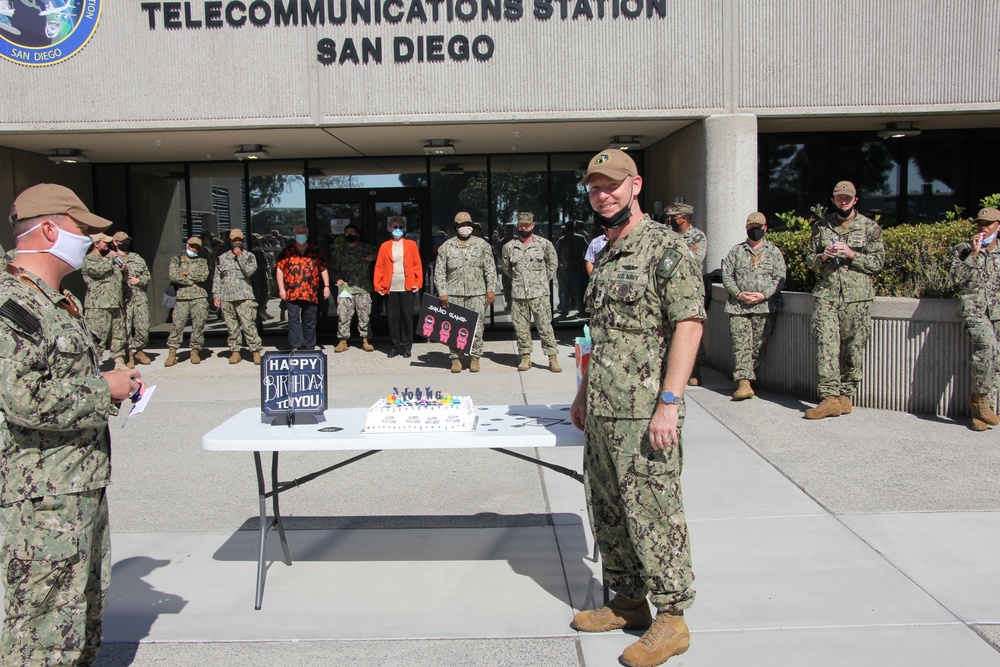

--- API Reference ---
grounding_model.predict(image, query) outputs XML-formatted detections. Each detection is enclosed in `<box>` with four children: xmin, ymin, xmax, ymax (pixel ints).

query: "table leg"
<box><xmin>253</xmin><ymin>451</ymin><xmax>293</xmax><ymax>610</ymax></box>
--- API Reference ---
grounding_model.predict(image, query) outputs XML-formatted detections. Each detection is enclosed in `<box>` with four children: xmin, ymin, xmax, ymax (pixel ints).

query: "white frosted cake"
<box><xmin>364</xmin><ymin>391</ymin><xmax>476</xmax><ymax>432</ymax></box>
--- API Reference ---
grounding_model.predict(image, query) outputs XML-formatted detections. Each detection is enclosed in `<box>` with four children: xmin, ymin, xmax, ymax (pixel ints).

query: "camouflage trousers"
<box><xmin>125</xmin><ymin>293</ymin><xmax>150</xmax><ymax>352</ymax></box>
<box><xmin>221</xmin><ymin>299</ymin><xmax>262</xmax><ymax>353</ymax></box>
<box><xmin>512</xmin><ymin>296</ymin><xmax>558</xmax><ymax>357</ymax></box>
<box><xmin>729</xmin><ymin>313</ymin><xmax>776</xmax><ymax>382</ymax></box>
<box><xmin>167</xmin><ymin>298</ymin><xmax>208</xmax><ymax>350</ymax></box>
<box><xmin>812</xmin><ymin>299</ymin><xmax>872</xmax><ymax>399</ymax></box>
<box><xmin>583</xmin><ymin>414</ymin><xmax>695</xmax><ymax>614</ymax></box>
<box><xmin>85</xmin><ymin>307</ymin><xmax>126</xmax><ymax>360</ymax></box>
<box><xmin>962</xmin><ymin>315</ymin><xmax>1000</xmax><ymax>395</ymax></box>
<box><xmin>1</xmin><ymin>489</ymin><xmax>110</xmax><ymax>667</ymax></box>
<box><xmin>447</xmin><ymin>294</ymin><xmax>486</xmax><ymax>359</ymax></box>
<box><xmin>336</xmin><ymin>290</ymin><xmax>373</xmax><ymax>340</ymax></box>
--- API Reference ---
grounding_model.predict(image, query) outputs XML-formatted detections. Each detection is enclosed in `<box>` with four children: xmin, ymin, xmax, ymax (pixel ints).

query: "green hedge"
<box><xmin>768</xmin><ymin>220</ymin><xmax>976</xmax><ymax>298</ymax></box>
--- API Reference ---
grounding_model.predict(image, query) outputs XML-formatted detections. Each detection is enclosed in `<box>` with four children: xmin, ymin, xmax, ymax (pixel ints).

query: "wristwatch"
<box><xmin>661</xmin><ymin>391</ymin><xmax>681</xmax><ymax>405</ymax></box>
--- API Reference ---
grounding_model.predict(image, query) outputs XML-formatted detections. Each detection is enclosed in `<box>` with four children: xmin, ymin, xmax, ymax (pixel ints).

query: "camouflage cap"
<box><xmin>974</xmin><ymin>207</ymin><xmax>1000</xmax><ymax>223</ymax></box>
<box><xmin>10</xmin><ymin>183</ymin><xmax>113</xmax><ymax>231</ymax></box>
<box><xmin>90</xmin><ymin>232</ymin><xmax>113</xmax><ymax>243</ymax></box>
<box><xmin>454</xmin><ymin>211</ymin><xmax>473</xmax><ymax>224</ymax></box>
<box><xmin>186</xmin><ymin>236</ymin><xmax>202</xmax><ymax>246</ymax></box>
<box><xmin>111</xmin><ymin>231</ymin><xmax>131</xmax><ymax>242</ymax></box>
<box><xmin>833</xmin><ymin>180</ymin><xmax>857</xmax><ymax>197</ymax></box>
<box><xmin>581</xmin><ymin>149</ymin><xmax>638</xmax><ymax>186</ymax></box>
<box><xmin>745</xmin><ymin>211</ymin><xmax>766</xmax><ymax>227</ymax></box>
<box><xmin>665</xmin><ymin>203</ymin><xmax>694</xmax><ymax>218</ymax></box>
<box><xmin>517</xmin><ymin>212</ymin><xmax>535</xmax><ymax>225</ymax></box>
<box><xmin>229</xmin><ymin>228</ymin><xmax>245</xmax><ymax>240</ymax></box>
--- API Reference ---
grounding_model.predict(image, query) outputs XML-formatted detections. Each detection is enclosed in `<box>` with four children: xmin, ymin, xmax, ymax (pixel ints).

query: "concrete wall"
<box><xmin>704</xmin><ymin>284</ymin><xmax>973</xmax><ymax>418</ymax></box>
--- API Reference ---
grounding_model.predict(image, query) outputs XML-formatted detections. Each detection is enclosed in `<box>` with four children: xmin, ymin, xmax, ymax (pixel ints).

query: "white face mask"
<box><xmin>15</xmin><ymin>221</ymin><xmax>93</xmax><ymax>271</ymax></box>
<box><xmin>456</xmin><ymin>226</ymin><xmax>473</xmax><ymax>239</ymax></box>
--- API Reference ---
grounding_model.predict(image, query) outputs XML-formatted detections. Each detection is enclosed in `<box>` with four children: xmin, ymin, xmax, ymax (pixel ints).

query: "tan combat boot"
<box><xmin>968</xmin><ymin>393</ymin><xmax>1000</xmax><ymax>426</ymax></box>
<box><xmin>572</xmin><ymin>595</ymin><xmax>652</xmax><ymax>633</ymax></box>
<box><xmin>126</xmin><ymin>352</ymin><xmax>135</xmax><ymax>369</ymax></box>
<box><xmin>621</xmin><ymin>613</ymin><xmax>690</xmax><ymax>667</ymax></box>
<box><xmin>134</xmin><ymin>350</ymin><xmax>151</xmax><ymax>365</ymax></box>
<box><xmin>114</xmin><ymin>357</ymin><xmax>128</xmax><ymax>371</ymax></box>
<box><xmin>164</xmin><ymin>348</ymin><xmax>178</xmax><ymax>367</ymax></box>
<box><xmin>450</xmin><ymin>358</ymin><xmax>463</xmax><ymax>373</ymax></box>
<box><xmin>517</xmin><ymin>355</ymin><xmax>532</xmax><ymax>371</ymax></box>
<box><xmin>334</xmin><ymin>339</ymin><xmax>349</xmax><ymax>353</ymax></box>
<box><xmin>229</xmin><ymin>351</ymin><xmax>242</xmax><ymax>364</ymax></box>
<box><xmin>362</xmin><ymin>338</ymin><xmax>374</xmax><ymax>352</ymax></box>
<box><xmin>549</xmin><ymin>355</ymin><xmax>562</xmax><ymax>373</ymax></box>
<box><xmin>732</xmin><ymin>379</ymin><xmax>754</xmax><ymax>401</ymax></box>
<box><xmin>839</xmin><ymin>395</ymin><xmax>853</xmax><ymax>414</ymax></box>
<box><xmin>252</xmin><ymin>351</ymin><xmax>261</xmax><ymax>365</ymax></box>
<box><xmin>190</xmin><ymin>349</ymin><xmax>201</xmax><ymax>365</ymax></box>
<box><xmin>469</xmin><ymin>357</ymin><xmax>480</xmax><ymax>373</ymax></box>
<box><xmin>971</xmin><ymin>416</ymin><xmax>990</xmax><ymax>431</ymax></box>
<box><xmin>804</xmin><ymin>396</ymin><xmax>842</xmax><ymax>420</ymax></box>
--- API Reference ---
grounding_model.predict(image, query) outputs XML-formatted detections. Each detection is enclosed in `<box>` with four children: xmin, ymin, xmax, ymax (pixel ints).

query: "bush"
<box><xmin>768</xmin><ymin>219</ymin><xmax>976</xmax><ymax>298</ymax></box>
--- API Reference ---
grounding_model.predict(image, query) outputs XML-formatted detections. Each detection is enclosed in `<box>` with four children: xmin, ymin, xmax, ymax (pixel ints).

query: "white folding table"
<box><xmin>202</xmin><ymin>404</ymin><xmax>586</xmax><ymax>609</ymax></box>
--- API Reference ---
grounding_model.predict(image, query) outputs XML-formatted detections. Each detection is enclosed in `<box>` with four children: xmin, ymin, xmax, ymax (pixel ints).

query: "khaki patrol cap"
<box><xmin>746</xmin><ymin>212</ymin><xmax>766</xmax><ymax>227</ymax></box>
<box><xmin>665</xmin><ymin>203</ymin><xmax>694</xmax><ymax>218</ymax></box>
<box><xmin>229</xmin><ymin>228</ymin><xmax>245</xmax><ymax>240</ymax></box>
<box><xmin>581</xmin><ymin>149</ymin><xmax>638</xmax><ymax>185</ymax></box>
<box><xmin>974</xmin><ymin>207</ymin><xmax>1000</xmax><ymax>223</ymax></box>
<box><xmin>454</xmin><ymin>211</ymin><xmax>473</xmax><ymax>224</ymax></box>
<box><xmin>111</xmin><ymin>231</ymin><xmax>131</xmax><ymax>242</ymax></box>
<box><xmin>517</xmin><ymin>212</ymin><xmax>535</xmax><ymax>225</ymax></box>
<box><xmin>9</xmin><ymin>183</ymin><xmax>113</xmax><ymax>231</ymax></box>
<box><xmin>90</xmin><ymin>232</ymin><xmax>113</xmax><ymax>243</ymax></box>
<box><xmin>833</xmin><ymin>181</ymin><xmax>857</xmax><ymax>197</ymax></box>
<box><xmin>186</xmin><ymin>236</ymin><xmax>202</xmax><ymax>246</ymax></box>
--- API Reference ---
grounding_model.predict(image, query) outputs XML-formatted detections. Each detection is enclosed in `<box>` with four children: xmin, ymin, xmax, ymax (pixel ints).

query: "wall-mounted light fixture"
<box><xmin>423</xmin><ymin>139</ymin><xmax>456</xmax><ymax>155</ymax></box>
<box><xmin>48</xmin><ymin>148</ymin><xmax>90</xmax><ymax>164</ymax></box>
<box><xmin>607</xmin><ymin>135</ymin><xmax>642</xmax><ymax>150</ymax></box>
<box><xmin>877</xmin><ymin>122</ymin><xmax>921</xmax><ymax>139</ymax></box>
<box><xmin>234</xmin><ymin>144</ymin><xmax>270</xmax><ymax>160</ymax></box>
<box><xmin>439</xmin><ymin>164</ymin><xmax>464</xmax><ymax>175</ymax></box>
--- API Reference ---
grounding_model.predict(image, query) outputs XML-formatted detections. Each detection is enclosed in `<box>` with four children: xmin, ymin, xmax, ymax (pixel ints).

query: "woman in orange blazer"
<box><xmin>374</xmin><ymin>215</ymin><xmax>423</xmax><ymax>358</ymax></box>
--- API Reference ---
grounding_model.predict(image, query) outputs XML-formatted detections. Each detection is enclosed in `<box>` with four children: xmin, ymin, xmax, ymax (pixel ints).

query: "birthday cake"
<box><xmin>363</xmin><ymin>388</ymin><xmax>476</xmax><ymax>432</ymax></box>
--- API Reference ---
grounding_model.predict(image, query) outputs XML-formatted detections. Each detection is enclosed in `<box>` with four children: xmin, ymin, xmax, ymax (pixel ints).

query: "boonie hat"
<box><xmin>454</xmin><ymin>211</ymin><xmax>473</xmax><ymax>224</ymax></box>
<box><xmin>9</xmin><ymin>183</ymin><xmax>113</xmax><ymax>231</ymax></box>
<box><xmin>974</xmin><ymin>207</ymin><xmax>1000</xmax><ymax>223</ymax></box>
<box><xmin>186</xmin><ymin>236</ymin><xmax>202</xmax><ymax>246</ymax></box>
<box><xmin>665</xmin><ymin>203</ymin><xmax>694</xmax><ymax>218</ymax></box>
<box><xmin>517</xmin><ymin>212</ymin><xmax>535</xmax><ymax>225</ymax></box>
<box><xmin>230</xmin><ymin>228</ymin><xmax>245</xmax><ymax>240</ymax></box>
<box><xmin>833</xmin><ymin>181</ymin><xmax>857</xmax><ymax>197</ymax></box>
<box><xmin>746</xmin><ymin>212</ymin><xmax>766</xmax><ymax>227</ymax></box>
<box><xmin>111</xmin><ymin>231</ymin><xmax>131</xmax><ymax>242</ymax></box>
<box><xmin>581</xmin><ymin>149</ymin><xmax>638</xmax><ymax>186</ymax></box>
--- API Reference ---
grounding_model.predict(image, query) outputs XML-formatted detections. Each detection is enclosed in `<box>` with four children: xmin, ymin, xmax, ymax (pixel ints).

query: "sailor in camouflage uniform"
<box><xmin>330</xmin><ymin>223</ymin><xmax>377</xmax><ymax>353</ymax></box>
<box><xmin>82</xmin><ymin>232</ymin><xmax>128</xmax><ymax>370</ymax></box>
<box><xmin>950</xmin><ymin>207</ymin><xmax>1000</xmax><ymax>431</ymax></box>
<box><xmin>0</xmin><ymin>184</ymin><xmax>145</xmax><ymax>666</ymax></box>
<box><xmin>213</xmin><ymin>229</ymin><xmax>262</xmax><ymax>365</ymax></box>
<box><xmin>569</xmin><ymin>150</ymin><xmax>704</xmax><ymax>667</ymax></box>
<box><xmin>664</xmin><ymin>203</ymin><xmax>707</xmax><ymax>386</ymax></box>
<box><xmin>111</xmin><ymin>231</ymin><xmax>152</xmax><ymax>368</ymax></box>
<box><xmin>165</xmin><ymin>237</ymin><xmax>211</xmax><ymax>366</ymax></box>
<box><xmin>721</xmin><ymin>212</ymin><xmax>786</xmax><ymax>400</ymax></box>
<box><xmin>804</xmin><ymin>180</ymin><xmax>885</xmax><ymax>419</ymax></box>
<box><xmin>435</xmin><ymin>212</ymin><xmax>496</xmax><ymax>372</ymax></box>
<box><xmin>501</xmin><ymin>212</ymin><xmax>561</xmax><ymax>372</ymax></box>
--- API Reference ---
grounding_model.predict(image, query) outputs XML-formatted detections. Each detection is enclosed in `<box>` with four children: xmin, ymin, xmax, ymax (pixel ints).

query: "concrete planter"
<box><xmin>704</xmin><ymin>284</ymin><xmax>973</xmax><ymax>417</ymax></box>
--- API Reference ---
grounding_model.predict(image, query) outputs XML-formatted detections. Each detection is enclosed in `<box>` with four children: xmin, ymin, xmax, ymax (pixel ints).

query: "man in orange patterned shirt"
<box><xmin>276</xmin><ymin>225</ymin><xmax>331</xmax><ymax>350</ymax></box>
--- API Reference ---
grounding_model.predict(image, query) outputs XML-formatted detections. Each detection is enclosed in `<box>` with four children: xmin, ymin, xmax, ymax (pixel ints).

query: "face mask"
<box><xmin>15</xmin><ymin>221</ymin><xmax>94</xmax><ymax>271</ymax></box>
<box><xmin>595</xmin><ymin>206</ymin><xmax>632</xmax><ymax>230</ymax></box>
<box><xmin>116</xmin><ymin>241</ymin><xmax>131</xmax><ymax>253</ymax></box>
<box><xmin>295</xmin><ymin>234</ymin><xmax>308</xmax><ymax>244</ymax></box>
<box><xmin>232</xmin><ymin>241</ymin><xmax>243</xmax><ymax>249</ymax></box>
<box><xmin>391</xmin><ymin>228</ymin><xmax>405</xmax><ymax>240</ymax></box>
<box><xmin>981</xmin><ymin>228</ymin><xmax>999</xmax><ymax>247</ymax></box>
<box><xmin>186</xmin><ymin>248</ymin><xmax>199</xmax><ymax>258</ymax></box>
<box><xmin>747</xmin><ymin>227</ymin><xmax>766</xmax><ymax>242</ymax></box>
<box><xmin>344</xmin><ymin>234</ymin><xmax>358</xmax><ymax>243</ymax></box>
<box><xmin>98</xmin><ymin>246</ymin><xmax>110</xmax><ymax>256</ymax></box>
<box><xmin>456</xmin><ymin>226</ymin><xmax>473</xmax><ymax>239</ymax></box>
<box><xmin>517</xmin><ymin>228</ymin><xmax>532</xmax><ymax>239</ymax></box>
<box><xmin>836</xmin><ymin>204</ymin><xmax>854</xmax><ymax>218</ymax></box>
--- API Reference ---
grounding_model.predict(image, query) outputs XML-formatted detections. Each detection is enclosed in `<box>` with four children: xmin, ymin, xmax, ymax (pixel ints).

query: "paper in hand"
<box><xmin>123</xmin><ymin>385</ymin><xmax>156</xmax><ymax>427</ymax></box>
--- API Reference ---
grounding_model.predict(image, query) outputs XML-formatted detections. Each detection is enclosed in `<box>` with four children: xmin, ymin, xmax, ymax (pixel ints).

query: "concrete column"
<box><xmin>703</xmin><ymin>114</ymin><xmax>758</xmax><ymax>273</ymax></box>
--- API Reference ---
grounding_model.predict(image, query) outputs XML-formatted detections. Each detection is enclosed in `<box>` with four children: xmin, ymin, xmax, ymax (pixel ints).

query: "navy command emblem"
<box><xmin>1</xmin><ymin>0</ymin><xmax>102</xmax><ymax>66</ymax></box>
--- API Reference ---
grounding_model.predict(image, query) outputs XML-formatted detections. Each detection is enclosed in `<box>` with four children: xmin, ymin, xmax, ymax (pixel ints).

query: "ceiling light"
<box><xmin>877</xmin><ymin>122</ymin><xmax>921</xmax><ymax>139</ymax></box>
<box><xmin>234</xmin><ymin>144</ymin><xmax>270</xmax><ymax>160</ymax></box>
<box><xmin>48</xmin><ymin>148</ymin><xmax>90</xmax><ymax>164</ymax></box>
<box><xmin>608</xmin><ymin>135</ymin><xmax>642</xmax><ymax>150</ymax></box>
<box><xmin>439</xmin><ymin>164</ymin><xmax>464</xmax><ymax>175</ymax></box>
<box><xmin>423</xmin><ymin>139</ymin><xmax>456</xmax><ymax>155</ymax></box>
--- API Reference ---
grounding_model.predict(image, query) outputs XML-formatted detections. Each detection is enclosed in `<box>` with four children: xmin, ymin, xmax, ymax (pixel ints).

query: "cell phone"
<box><xmin>114</xmin><ymin>255</ymin><xmax>126</xmax><ymax>268</ymax></box>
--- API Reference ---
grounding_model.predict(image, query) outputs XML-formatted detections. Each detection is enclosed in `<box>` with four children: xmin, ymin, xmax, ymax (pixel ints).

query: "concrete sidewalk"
<box><xmin>5</xmin><ymin>327</ymin><xmax>1000</xmax><ymax>666</ymax></box>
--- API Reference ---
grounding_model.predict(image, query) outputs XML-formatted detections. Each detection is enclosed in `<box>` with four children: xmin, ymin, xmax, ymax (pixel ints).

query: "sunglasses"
<box><xmin>391</xmin><ymin>226</ymin><xmax>405</xmax><ymax>231</ymax></box>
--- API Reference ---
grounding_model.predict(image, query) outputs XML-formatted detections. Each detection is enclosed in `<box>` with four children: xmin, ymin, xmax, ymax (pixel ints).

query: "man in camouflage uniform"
<box><xmin>82</xmin><ymin>232</ymin><xmax>128</xmax><ymax>370</ymax></box>
<box><xmin>569</xmin><ymin>150</ymin><xmax>704</xmax><ymax>667</ymax></box>
<box><xmin>804</xmin><ymin>180</ymin><xmax>885</xmax><ymax>419</ymax></box>
<box><xmin>950</xmin><ymin>207</ymin><xmax>1000</xmax><ymax>431</ymax></box>
<box><xmin>721</xmin><ymin>212</ymin><xmax>787</xmax><ymax>400</ymax></box>
<box><xmin>330</xmin><ymin>223</ymin><xmax>376</xmax><ymax>353</ymax></box>
<box><xmin>664</xmin><ymin>203</ymin><xmax>707</xmax><ymax>386</ymax></box>
<box><xmin>111</xmin><ymin>231</ymin><xmax>152</xmax><ymax>368</ymax></box>
<box><xmin>501</xmin><ymin>212</ymin><xmax>561</xmax><ymax>372</ymax></box>
<box><xmin>435</xmin><ymin>212</ymin><xmax>496</xmax><ymax>373</ymax></box>
<box><xmin>165</xmin><ymin>237</ymin><xmax>210</xmax><ymax>366</ymax></box>
<box><xmin>213</xmin><ymin>229</ymin><xmax>262</xmax><ymax>365</ymax></box>
<box><xmin>0</xmin><ymin>184</ymin><xmax>145</xmax><ymax>666</ymax></box>
<box><xmin>554</xmin><ymin>221</ymin><xmax>589</xmax><ymax>316</ymax></box>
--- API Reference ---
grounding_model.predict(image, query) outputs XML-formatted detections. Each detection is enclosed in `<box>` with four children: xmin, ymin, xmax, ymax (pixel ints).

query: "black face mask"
<box><xmin>517</xmin><ymin>229</ymin><xmax>532</xmax><ymax>239</ymax></box>
<box><xmin>344</xmin><ymin>234</ymin><xmax>358</xmax><ymax>242</ymax></box>
<box><xmin>836</xmin><ymin>205</ymin><xmax>855</xmax><ymax>219</ymax></box>
<box><xmin>595</xmin><ymin>205</ymin><xmax>632</xmax><ymax>230</ymax></box>
<box><xmin>669</xmin><ymin>221</ymin><xmax>682</xmax><ymax>233</ymax></box>
<box><xmin>98</xmin><ymin>246</ymin><xmax>109</xmax><ymax>256</ymax></box>
<box><xmin>232</xmin><ymin>241</ymin><xmax>244</xmax><ymax>249</ymax></box>
<box><xmin>747</xmin><ymin>227</ymin><xmax>765</xmax><ymax>242</ymax></box>
<box><xmin>115</xmin><ymin>242</ymin><xmax>131</xmax><ymax>253</ymax></box>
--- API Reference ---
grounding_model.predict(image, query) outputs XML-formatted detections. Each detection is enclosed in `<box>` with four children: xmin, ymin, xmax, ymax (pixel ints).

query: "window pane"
<box><xmin>308</xmin><ymin>157</ymin><xmax>426</xmax><ymax>189</ymax></box>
